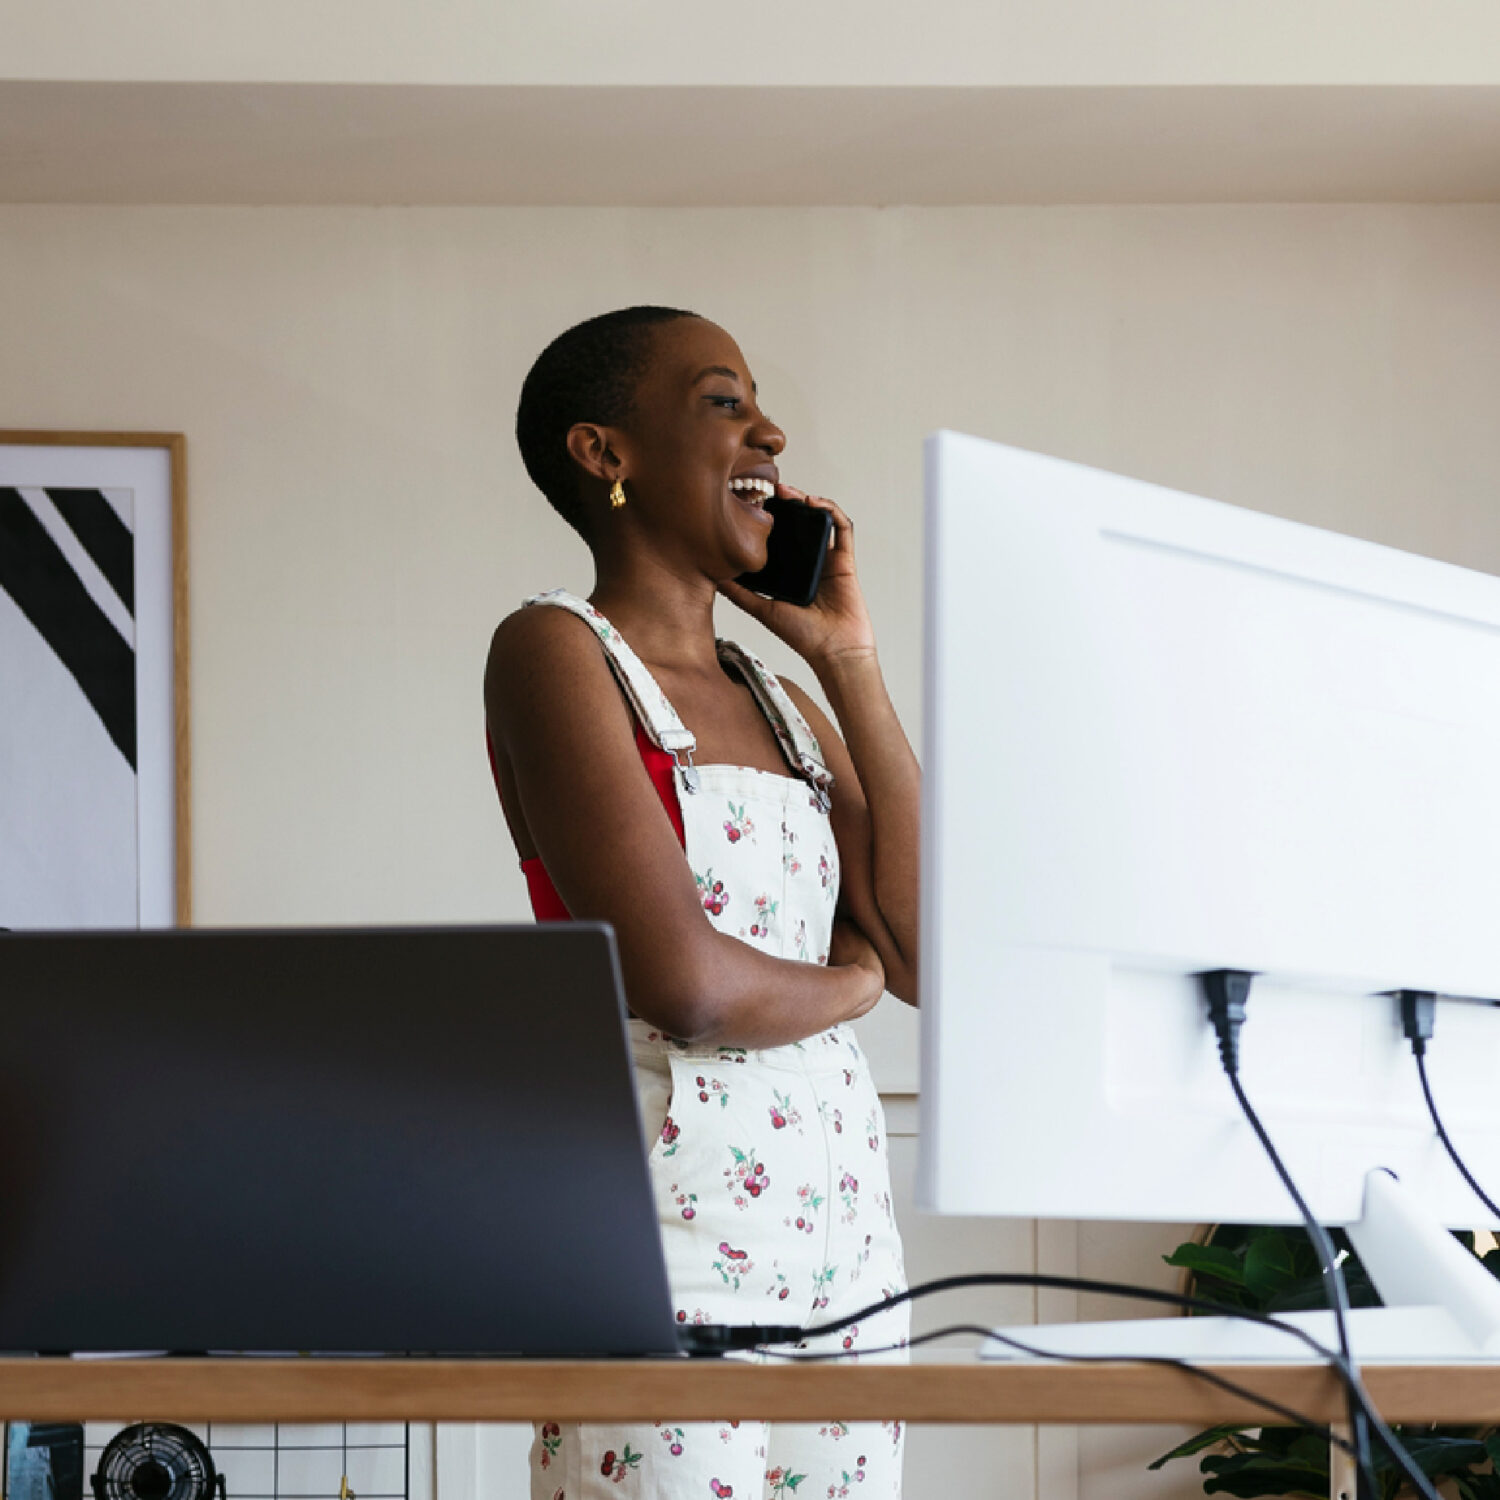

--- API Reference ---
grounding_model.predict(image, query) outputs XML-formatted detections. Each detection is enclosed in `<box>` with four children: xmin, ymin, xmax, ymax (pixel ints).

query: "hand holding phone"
<box><xmin>735</xmin><ymin>495</ymin><xmax>834</xmax><ymax>607</ymax></box>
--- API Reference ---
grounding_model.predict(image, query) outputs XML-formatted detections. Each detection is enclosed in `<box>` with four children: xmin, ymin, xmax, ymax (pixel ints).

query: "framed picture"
<box><xmin>0</xmin><ymin>432</ymin><xmax>189</xmax><ymax>928</ymax></box>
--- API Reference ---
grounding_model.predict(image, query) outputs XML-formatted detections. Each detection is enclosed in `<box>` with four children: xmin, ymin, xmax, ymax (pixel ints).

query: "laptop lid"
<box><xmin>0</xmin><ymin>924</ymin><xmax>682</xmax><ymax>1356</ymax></box>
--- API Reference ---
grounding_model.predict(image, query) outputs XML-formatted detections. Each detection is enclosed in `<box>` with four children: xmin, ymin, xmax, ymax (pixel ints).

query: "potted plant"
<box><xmin>1151</xmin><ymin>1223</ymin><xmax>1500</xmax><ymax>1498</ymax></box>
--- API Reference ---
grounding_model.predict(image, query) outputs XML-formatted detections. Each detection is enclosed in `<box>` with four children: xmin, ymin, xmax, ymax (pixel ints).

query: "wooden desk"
<box><xmin>1</xmin><ymin>1359</ymin><xmax>1497</xmax><ymax>1426</ymax></box>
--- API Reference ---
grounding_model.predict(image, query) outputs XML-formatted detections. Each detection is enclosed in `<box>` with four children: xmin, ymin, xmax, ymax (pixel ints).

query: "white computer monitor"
<box><xmin>918</xmin><ymin>430</ymin><xmax>1500</xmax><ymax>1238</ymax></box>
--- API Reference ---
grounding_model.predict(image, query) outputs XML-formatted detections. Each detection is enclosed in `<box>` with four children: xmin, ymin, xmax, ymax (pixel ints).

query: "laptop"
<box><xmin>0</xmin><ymin>924</ymin><xmax>683</xmax><ymax>1356</ymax></box>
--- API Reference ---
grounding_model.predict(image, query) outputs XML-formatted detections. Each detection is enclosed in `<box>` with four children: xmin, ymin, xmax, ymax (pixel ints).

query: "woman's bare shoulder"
<box><xmin>488</xmin><ymin>596</ymin><xmax>597</xmax><ymax>654</ymax></box>
<box><xmin>486</xmin><ymin>601</ymin><xmax>605</xmax><ymax>687</ymax></box>
<box><xmin>484</xmin><ymin>603</ymin><xmax>627</xmax><ymax>746</ymax></box>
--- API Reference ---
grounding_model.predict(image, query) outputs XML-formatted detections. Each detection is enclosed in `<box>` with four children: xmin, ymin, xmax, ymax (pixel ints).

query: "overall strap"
<box><xmin>524</xmin><ymin>590</ymin><xmax>703</xmax><ymax>790</ymax></box>
<box><xmin>716</xmin><ymin>639</ymin><xmax>835</xmax><ymax>810</ymax></box>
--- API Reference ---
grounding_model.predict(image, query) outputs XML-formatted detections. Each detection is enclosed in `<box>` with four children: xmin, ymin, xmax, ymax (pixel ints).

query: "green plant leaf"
<box><xmin>1389</xmin><ymin>1434</ymin><xmax>1490</xmax><ymax>1478</ymax></box>
<box><xmin>1202</xmin><ymin>1477</ymin><xmax>1325</xmax><ymax>1498</ymax></box>
<box><xmin>1190</xmin><ymin>1424</ymin><xmax>1333</xmax><ymax>1496</ymax></box>
<box><xmin>1224</xmin><ymin>1427</ymin><xmax>1321</xmax><ymax>1461</ymax></box>
<box><xmin>1244</xmin><ymin>1231</ymin><xmax>1300</xmax><ymax>1301</ymax></box>
<box><xmin>1284</xmin><ymin>1432</ymin><xmax>1333</xmax><ymax>1466</ymax></box>
<box><xmin>1199</xmin><ymin>1448</ymin><xmax>1328</xmax><ymax>1498</ymax></box>
<box><xmin>1289</xmin><ymin>1234</ymin><xmax>1324</xmax><ymax>1278</ymax></box>
<box><xmin>1263</xmin><ymin>1274</ymin><xmax>1335</xmax><ymax>1314</ymax></box>
<box><xmin>1203</xmin><ymin>1448</ymin><xmax>1327</xmax><ymax>1479</ymax></box>
<box><xmin>1164</xmin><ymin>1243</ymin><xmax>1248</xmax><ymax>1285</ymax></box>
<box><xmin>1210</xmin><ymin>1224</ymin><xmax>1256</xmax><ymax>1252</ymax></box>
<box><xmin>1338</xmin><ymin>1257</ymin><xmax>1383</xmax><ymax>1308</ymax></box>
<box><xmin>1457</xmin><ymin>1471</ymin><xmax>1500</xmax><ymax>1500</ymax></box>
<box><xmin>1148</xmin><ymin>1424</ymin><xmax>1246</xmax><ymax>1470</ymax></box>
<box><xmin>1237</xmin><ymin>1429</ymin><xmax>1301</xmax><ymax>1456</ymax></box>
<box><xmin>1484</xmin><ymin>1429</ymin><xmax>1500</xmax><ymax>1470</ymax></box>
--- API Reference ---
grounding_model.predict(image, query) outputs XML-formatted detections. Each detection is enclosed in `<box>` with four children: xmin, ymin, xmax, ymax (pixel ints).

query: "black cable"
<box><xmin>1416</xmin><ymin>1052</ymin><xmax>1500</xmax><ymax>1221</ymax></box>
<box><xmin>1224</xmin><ymin>1069</ymin><xmax>1382</xmax><ymax>1491</ymax></box>
<box><xmin>710</xmin><ymin>1263</ymin><xmax>1433</xmax><ymax>1494</ymax></box>
<box><xmin>779</xmin><ymin>1270</ymin><xmax>1343</xmax><ymax>1362</ymax></box>
<box><xmin>680</xmin><ymin>1269</ymin><xmax>1343</xmax><ymax>1360</ymax></box>
<box><xmin>1398</xmin><ymin>989</ymin><xmax>1500</xmax><ymax>1223</ymax></box>
<box><xmin>756</xmin><ymin>1320</ymin><xmax>991</xmax><ymax>1361</ymax></box>
<box><xmin>761</xmin><ymin>1321</ymin><xmax>1357</xmax><ymax>1457</ymax></box>
<box><xmin>1205</xmin><ymin>972</ymin><xmax>1443</xmax><ymax>1500</ymax></box>
<box><xmin>1224</xmin><ymin>1074</ymin><xmax>1361</xmax><ymax>1367</ymax></box>
<box><xmin>1203</xmin><ymin>970</ymin><xmax>1374</xmax><ymax>1494</ymax></box>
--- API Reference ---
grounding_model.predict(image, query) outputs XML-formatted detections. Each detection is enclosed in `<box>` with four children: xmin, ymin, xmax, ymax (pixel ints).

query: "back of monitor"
<box><xmin>919</xmin><ymin>431</ymin><xmax>1500</xmax><ymax>1226</ymax></box>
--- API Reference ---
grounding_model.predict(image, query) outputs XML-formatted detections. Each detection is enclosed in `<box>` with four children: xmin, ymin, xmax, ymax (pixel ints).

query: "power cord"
<box><xmin>1202</xmin><ymin>970</ymin><xmax>1442</xmax><ymax>1500</ymax></box>
<box><xmin>804</xmin><ymin>1271</ymin><xmax>1348</xmax><ymax>1356</ymax></box>
<box><xmin>1395</xmin><ymin>989</ymin><xmax>1500</xmax><ymax>1222</ymax></box>
<box><xmin>761</xmin><ymin>1319</ymin><xmax>1358</xmax><ymax>1456</ymax></box>
<box><xmin>690</xmin><ymin>1217</ymin><xmax>1432</xmax><ymax>1492</ymax></box>
<box><xmin>685</xmin><ymin>1268</ymin><xmax>1348</xmax><ymax>1361</ymax></box>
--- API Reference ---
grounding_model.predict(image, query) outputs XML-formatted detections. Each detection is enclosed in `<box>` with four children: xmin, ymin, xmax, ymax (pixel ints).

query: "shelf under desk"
<box><xmin>0</xmin><ymin>1358</ymin><xmax>1497</xmax><ymax>1426</ymax></box>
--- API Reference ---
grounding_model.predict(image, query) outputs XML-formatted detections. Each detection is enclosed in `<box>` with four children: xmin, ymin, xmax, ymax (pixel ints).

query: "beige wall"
<box><xmin>5</xmin><ymin>201</ymin><xmax>1500</xmax><ymax>1089</ymax></box>
<box><xmin>3</xmin><ymin>203</ymin><xmax>1497</xmax><ymax>934</ymax></box>
<box><xmin>6</xmin><ymin>0</ymin><xmax>1500</xmax><ymax>85</ymax></box>
<box><xmin>5</xmin><ymin>201</ymin><xmax>1499</xmax><ymax>1496</ymax></box>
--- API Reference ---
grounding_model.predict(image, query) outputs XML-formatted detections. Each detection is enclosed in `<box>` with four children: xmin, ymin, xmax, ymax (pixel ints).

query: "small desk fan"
<box><xmin>92</xmin><ymin>1424</ymin><xmax>226</xmax><ymax>1500</ymax></box>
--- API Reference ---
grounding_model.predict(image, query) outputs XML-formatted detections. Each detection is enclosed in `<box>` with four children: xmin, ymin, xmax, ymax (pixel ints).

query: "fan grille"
<box><xmin>93</xmin><ymin>1423</ymin><xmax>221</xmax><ymax>1500</ymax></box>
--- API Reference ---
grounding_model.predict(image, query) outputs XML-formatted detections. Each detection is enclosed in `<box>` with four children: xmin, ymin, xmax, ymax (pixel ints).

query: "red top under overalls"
<box><xmin>486</xmin><ymin>721</ymin><xmax>685</xmax><ymax>921</ymax></box>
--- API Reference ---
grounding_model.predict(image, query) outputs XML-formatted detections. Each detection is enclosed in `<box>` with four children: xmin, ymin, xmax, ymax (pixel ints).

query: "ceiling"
<box><xmin>2</xmin><ymin>83</ymin><xmax>1498</xmax><ymax>205</ymax></box>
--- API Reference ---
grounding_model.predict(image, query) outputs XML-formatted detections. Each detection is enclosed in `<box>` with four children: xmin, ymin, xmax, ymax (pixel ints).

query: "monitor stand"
<box><xmin>981</xmin><ymin>1169</ymin><xmax>1500</xmax><ymax>1364</ymax></box>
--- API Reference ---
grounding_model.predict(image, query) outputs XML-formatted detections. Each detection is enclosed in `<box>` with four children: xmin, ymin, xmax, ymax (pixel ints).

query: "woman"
<box><xmin>486</xmin><ymin>306</ymin><xmax>920</xmax><ymax>1500</ymax></box>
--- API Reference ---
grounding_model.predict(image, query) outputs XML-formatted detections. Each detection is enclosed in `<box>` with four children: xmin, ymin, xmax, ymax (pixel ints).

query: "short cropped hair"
<box><xmin>515</xmin><ymin>305</ymin><xmax>699</xmax><ymax>538</ymax></box>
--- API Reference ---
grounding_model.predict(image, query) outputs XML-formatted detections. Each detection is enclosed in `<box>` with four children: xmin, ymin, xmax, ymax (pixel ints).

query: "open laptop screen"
<box><xmin>0</xmin><ymin>924</ymin><xmax>681</xmax><ymax>1356</ymax></box>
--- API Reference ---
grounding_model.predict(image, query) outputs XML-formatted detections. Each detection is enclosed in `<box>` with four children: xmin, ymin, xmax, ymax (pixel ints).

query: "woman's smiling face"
<box><xmin>612</xmin><ymin>317</ymin><xmax>787</xmax><ymax>578</ymax></box>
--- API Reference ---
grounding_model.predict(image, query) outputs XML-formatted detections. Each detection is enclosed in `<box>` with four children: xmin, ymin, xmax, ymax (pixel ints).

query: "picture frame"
<box><xmin>0</xmin><ymin>431</ymin><xmax>190</xmax><ymax>928</ymax></box>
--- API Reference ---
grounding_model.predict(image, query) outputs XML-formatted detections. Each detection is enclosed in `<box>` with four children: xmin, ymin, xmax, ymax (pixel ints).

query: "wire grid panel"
<box><xmin>81</xmin><ymin>1424</ymin><xmax>417</xmax><ymax>1500</ymax></box>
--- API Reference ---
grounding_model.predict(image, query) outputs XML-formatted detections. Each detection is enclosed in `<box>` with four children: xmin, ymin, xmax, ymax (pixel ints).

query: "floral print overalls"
<box><xmin>526</xmin><ymin>591</ymin><xmax>908</xmax><ymax>1500</ymax></box>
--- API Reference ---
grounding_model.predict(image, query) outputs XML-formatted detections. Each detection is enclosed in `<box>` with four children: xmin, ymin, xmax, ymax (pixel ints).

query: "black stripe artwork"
<box><xmin>0</xmin><ymin>487</ymin><xmax>136</xmax><ymax>768</ymax></box>
<box><xmin>47</xmin><ymin>488</ymin><xmax>135</xmax><ymax>613</ymax></box>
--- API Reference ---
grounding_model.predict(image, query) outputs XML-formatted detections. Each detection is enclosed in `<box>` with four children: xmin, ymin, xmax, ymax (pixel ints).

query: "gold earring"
<box><xmin>609</xmin><ymin>479</ymin><xmax>627</xmax><ymax>510</ymax></box>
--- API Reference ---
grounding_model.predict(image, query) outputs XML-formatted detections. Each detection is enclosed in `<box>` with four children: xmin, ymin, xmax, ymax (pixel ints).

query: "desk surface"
<box><xmin>1</xmin><ymin>1359</ymin><xmax>1497</xmax><ymax>1425</ymax></box>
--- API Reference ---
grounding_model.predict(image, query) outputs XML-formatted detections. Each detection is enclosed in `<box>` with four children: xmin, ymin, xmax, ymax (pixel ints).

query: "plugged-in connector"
<box><xmin>1199</xmin><ymin>969</ymin><xmax>1256</xmax><ymax>1077</ymax></box>
<box><xmin>1394</xmin><ymin>990</ymin><xmax>1437</xmax><ymax>1056</ymax></box>
<box><xmin>677</xmin><ymin>1322</ymin><xmax>806</xmax><ymax>1357</ymax></box>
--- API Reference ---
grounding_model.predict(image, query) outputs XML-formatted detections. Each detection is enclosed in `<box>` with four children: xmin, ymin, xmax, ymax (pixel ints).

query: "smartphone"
<box><xmin>736</xmin><ymin>496</ymin><xmax>834</xmax><ymax>607</ymax></box>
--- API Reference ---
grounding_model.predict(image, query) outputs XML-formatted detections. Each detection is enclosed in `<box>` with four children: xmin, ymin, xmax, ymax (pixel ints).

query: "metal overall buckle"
<box><xmin>674</xmin><ymin>746</ymin><xmax>701</xmax><ymax>794</ymax></box>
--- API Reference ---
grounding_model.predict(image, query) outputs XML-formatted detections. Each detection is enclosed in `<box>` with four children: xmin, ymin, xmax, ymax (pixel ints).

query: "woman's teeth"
<box><xmin>729</xmin><ymin>477</ymin><xmax>775</xmax><ymax>505</ymax></box>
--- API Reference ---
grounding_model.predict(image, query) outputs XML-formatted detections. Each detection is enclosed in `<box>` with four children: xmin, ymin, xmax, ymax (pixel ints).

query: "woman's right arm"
<box><xmin>484</xmin><ymin>606</ymin><xmax>884</xmax><ymax>1049</ymax></box>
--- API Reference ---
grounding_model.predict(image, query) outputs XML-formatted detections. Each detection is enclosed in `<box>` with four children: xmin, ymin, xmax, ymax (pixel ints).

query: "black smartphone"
<box><xmin>736</xmin><ymin>496</ymin><xmax>834</xmax><ymax>607</ymax></box>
